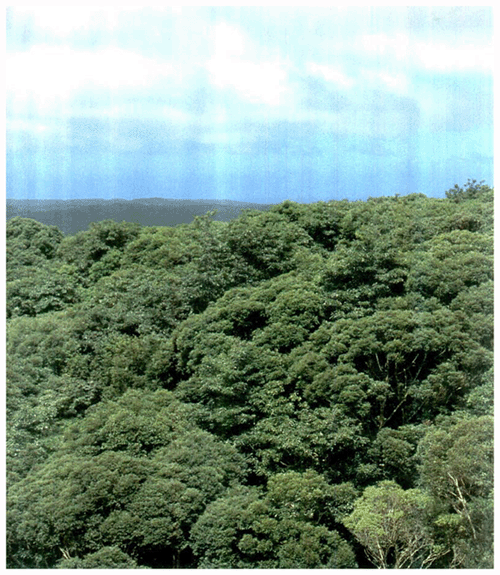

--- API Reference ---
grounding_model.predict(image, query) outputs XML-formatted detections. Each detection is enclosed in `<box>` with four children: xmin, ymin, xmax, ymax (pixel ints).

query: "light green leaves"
<box><xmin>344</xmin><ymin>480</ymin><xmax>440</xmax><ymax>569</ymax></box>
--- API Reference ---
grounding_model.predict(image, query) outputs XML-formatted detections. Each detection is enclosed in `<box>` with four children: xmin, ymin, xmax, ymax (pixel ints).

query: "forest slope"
<box><xmin>6</xmin><ymin>180</ymin><xmax>493</xmax><ymax>568</ymax></box>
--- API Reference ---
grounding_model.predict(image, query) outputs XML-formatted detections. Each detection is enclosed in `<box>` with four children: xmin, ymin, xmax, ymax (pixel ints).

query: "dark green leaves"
<box><xmin>191</xmin><ymin>472</ymin><xmax>357</xmax><ymax>568</ymax></box>
<box><xmin>6</xmin><ymin>186</ymin><xmax>493</xmax><ymax>568</ymax></box>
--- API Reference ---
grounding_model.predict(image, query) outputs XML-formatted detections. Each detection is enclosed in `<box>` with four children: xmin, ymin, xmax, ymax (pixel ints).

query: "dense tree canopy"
<box><xmin>6</xmin><ymin>183</ymin><xmax>493</xmax><ymax>568</ymax></box>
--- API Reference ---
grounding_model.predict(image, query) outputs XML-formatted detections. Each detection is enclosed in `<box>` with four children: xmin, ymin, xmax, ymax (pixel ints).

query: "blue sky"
<box><xmin>6</xmin><ymin>5</ymin><xmax>494</xmax><ymax>203</ymax></box>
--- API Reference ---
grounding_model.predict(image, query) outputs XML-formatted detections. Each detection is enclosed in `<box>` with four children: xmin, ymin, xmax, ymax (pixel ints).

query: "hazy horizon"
<box><xmin>7</xmin><ymin>196</ymin><xmax>275</xmax><ymax>205</ymax></box>
<box><xmin>6</xmin><ymin>6</ymin><xmax>493</xmax><ymax>204</ymax></box>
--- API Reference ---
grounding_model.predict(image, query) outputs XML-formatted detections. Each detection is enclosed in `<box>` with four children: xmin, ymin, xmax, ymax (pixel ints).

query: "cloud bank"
<box><xmin>6</xmin><ymin>6</ymin><xmax>493</xmax><ymax>202</ymax></box>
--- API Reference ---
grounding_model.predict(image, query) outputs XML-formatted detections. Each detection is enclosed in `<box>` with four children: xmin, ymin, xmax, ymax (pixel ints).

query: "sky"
<box><xmin>5</xmin><ymin>5</ymin><xmax>494</xmax><ymax>204</ymax></box>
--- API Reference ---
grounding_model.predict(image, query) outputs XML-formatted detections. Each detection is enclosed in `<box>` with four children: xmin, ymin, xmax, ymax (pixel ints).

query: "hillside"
<box><xmin>6</xmin><ymin>180</ymin><xmax>493</xmax><ymax>569</ymax></box>
<box><xmin>6</xmin><ymin>197</ymin><xmax>273</xmax><ymax>235</ymax></box>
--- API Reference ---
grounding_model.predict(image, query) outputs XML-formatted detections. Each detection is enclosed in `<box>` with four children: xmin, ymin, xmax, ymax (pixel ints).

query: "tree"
<box><xmin>6</xmin><ymin>451</ymin><xmax>152</xmax><ymax>568</ymax></box>
<box><xmin>271</xmin><ymin>198</ymin><xmax>350</xmax><ymax>251</ymax></box>
<box><xmin>6</xmin><ymin>185</ymin><xmax>493</xmax><ymax>569</ymax></box>
<box><xmin>56</xmin><ymin>546</ymin><xmax>139</xmax><ymax>569</ymax></box>
<box><xmin>178</xmin><ymin>213</ymin><xmax>253</xmax><ymax>313</ymax></box>
<box><xmin>7</xmin><ymin>389</ymin><xmax>248</xmax><ymax>568</ymax></box>
<box><xmin>7</xmin><ymin>263</ymin><xmax>81</xmax><ymax>319</ymax></box>
<box><xmin>6</xmin><ymin>217</ymin><xmax>64</xmax><ymax>281</ymax></box>
<box><xmin>191</xmin><ymin>472</ymin><xmax>357</xmax><ymax>568</ymax></box>
<box><xmin>364</xmin><ymin>425</ymin><xmax>425</xmax><ymax>488</ymax></box>
<box><xmin>235</xmin><ymin>407</ymin><xmax>364</xmax><ymax>481</ymax></box>
<box><xmin>223</xmin><ymin>209</ymin><xmax>313</xmax><ymax>280</ymax></box>
<box><xmin>445</xmin><ymin>179</ymin><xmax>492</xmax><ymax>203</ymax></box>
<box><xmin>417</xmin><ymin>415</ymin><xmax>493</xmax><ymax>568</ymax></box>
<box><xmin>343</xmin><ymin>480</ymin><xmax>443</xmax><ymax>568</ymax></box>
<box><xmin>56</xmin><ymin>219</ymin><xmax>141</xmax><ymax>278</ymax></box>
<box><xmin>406</xmin><ymin>230</ymin><xmax>492</xmax><ymax>305</ymax></box>
<box><xmin>304</xmin><ymin>306</ymin><xmax>491</xmax><ymax>431</ymax></box>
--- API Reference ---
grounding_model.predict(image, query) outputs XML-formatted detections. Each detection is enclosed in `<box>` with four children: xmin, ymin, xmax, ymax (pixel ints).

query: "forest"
<box><xmin>6</xmin><ymin>180</ymin><xmax>493</xmax><ymax>569</ymax></box>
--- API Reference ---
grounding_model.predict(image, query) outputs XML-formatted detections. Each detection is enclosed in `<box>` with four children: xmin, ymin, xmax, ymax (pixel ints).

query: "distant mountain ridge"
<box><xmin>6</xmin><ymin>197</ymin><xmax>273</xmax><ymax>235</ymax></box>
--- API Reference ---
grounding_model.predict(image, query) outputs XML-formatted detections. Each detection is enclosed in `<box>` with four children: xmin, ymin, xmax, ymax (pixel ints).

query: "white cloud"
<box><xmin>100</xmin><ymin>103</ymin><xmax>194</xmax><ymax>124</ymax></box>
<box><xmin>5</xmin><ymin>8</ymin><xmax>492</xmax><ymax>146</ymax></box>
<box><xmin>360</xmin><ymin>33</ymin><xmax>411</xmax><ymax>63</ymax></box>
<box><xmin>358</xmin><ymin>31</ymin><xmax>492</xmax><ymax>74</ymax></box>
<box><xmin>377</xmin><ymin>72</ymin><xmax>408</xmax><ymax>94</ymax></box>
<box><xmin>6</xmin><ymin>45</ymin><xmax>176</xmax><ymax>108</ymax></box>
<box><xmin>360</xmin><ymin>69</ymin><xmax>409</xmax><ymax>95</ymax></box>
<box><xmin>306</xmin><ymin>63</ymin><xmax>355</xmax><ymax>89</ymax></box>
<box><xmin>12</xmin><ymin>6</ymin><xmax>141</xmax><ymax>37</ymax></box>
<box><xmin>305</xmin><ymin>61</ymin><xmax>409</xmax><ymax>100</ymax></box>
<box><xmin>415</xmin><ymin>42</ymin><xmax>493</xmax><ymax>73</ymax></box>
<box><xmin>207</xmin><ymin>56</ymin><xmax>289</xmax><ymax>106</ymax></box>
<box><xmin>6</xmin><ymin>117</ymin><xmax>71</xmax><ymax>152</ymax></box>
<box><xmin>205</xmin><ymin>21</ymin><xmax>291</xmax><ymax>107</ymax></box>
<box><xmin>213</xmin><ymin>22</ymin><xmax>247</xmax><ymax>59</ymax></box>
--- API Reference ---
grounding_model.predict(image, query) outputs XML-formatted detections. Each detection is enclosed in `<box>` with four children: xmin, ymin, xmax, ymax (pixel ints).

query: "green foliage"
<box><xmin>271</xmin><ymin>198</ymin><xmax>350</xmax><ymax>250</ymax></box>
<box><xmin>191</xmin><ymin>472</ymin><xmax>357</xmax><ymax>568</ymax></box>
<box><xmin>7</xmin><ymin>263</ymin><xmax>81</xmax><ymax>318</ymax></box>
<box><xmin>56</xmin><ymin>219</ymin><xmax>141</xmax><ymax>278</ymax></box>
<box><xmin>6</xmin><ymin>217</ymin><xmax>64</xmax><ymax>279</ymax></box>
<box><xmin>77</xmin><ymin>265</ymin><xmax>189</xmax><ymax>337</ymax></box>
<box><xmin>365</xmin><ymin>425</ymin><xmax>425</xmax><ymax>488</ymax></box>
<box><xmin>224</xmin><ymin>209</ymin><xmax>314</xmax><ymax>279</ymax></box>
<box><xmin>178</xmin><ymin>214</ymin><xmax>253</xmax><ymax>313</ymax></box>
<box><xmin>445</xmin><ymin>178</ymin><xmax>492</xmax><ymax>202</ymax></box>
<box><xmin>407</xmin><ymin>230</ymin><xmax>493</xmax><ymax>305</ymax></box>
<box><xmin>416</xmin><ymin>415</ymin><xmax>493</xmax><ymax>568</ymax></box>
<box><xmin>235</xmin><ymin>407</ymin><xmax>365</xmax><ymax>481</ymax></box>
<box><xmin>6</xmin><ymin>184</ymin><xmax>493</xmax><ymax>568</ymax></box>
<box><xmin>344</xmin><ymin>480</ymin><xmax>442</xmax><ymax>568</ymax></box>
<box><xmin>57</xmin><ymin>546</ymin><xmax>139</xmax><ymax>569</ymax></box>
<box><xmin>121</xmin><ymin>223</ymin><xmax>195</xmax><ymax>270</ymax></box>
<box><xmin>298</xmin><ymin>304</ymin><xmax>492</xmax><ymax>432</ymax></box>
<box><xmin>7</xmin><ymin>389</ymin><xmax>247</xmax><ymax>568</ymax></box>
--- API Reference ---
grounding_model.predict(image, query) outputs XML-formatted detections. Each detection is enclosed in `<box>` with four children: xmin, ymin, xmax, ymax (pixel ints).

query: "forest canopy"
<box><xmin>6</xmin><ymin>180</ymin><xmax>493</xmax><ymax>569</ymax></box>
